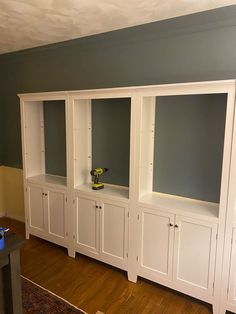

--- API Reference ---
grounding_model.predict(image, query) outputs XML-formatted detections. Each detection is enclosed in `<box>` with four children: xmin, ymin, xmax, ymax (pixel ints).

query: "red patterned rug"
<box><xmin>22</xmin><ymin>277</ymin><xmax>86</xmax><ymax>314</ymax></box>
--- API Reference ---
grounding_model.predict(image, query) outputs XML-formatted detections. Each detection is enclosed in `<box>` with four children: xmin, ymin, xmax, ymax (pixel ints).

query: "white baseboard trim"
<box><xmin>0</xmin><ymin>211</ymin><xmax>6</xmax><ymax>218</ymax></box>
<box><xmin>5</xmin><ymin>213</ymin><xmax>25</xmax><ymax>223</ymax></box>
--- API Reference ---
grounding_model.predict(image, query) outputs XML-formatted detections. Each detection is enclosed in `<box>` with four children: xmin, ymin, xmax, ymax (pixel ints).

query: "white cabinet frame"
<box><xmin>227</xmin><ymin>227</ymin><xmax>236</xmax><ymax>308</ymax></box>
<box><xmin>134</xmin><ymin>80</ymin><xmax>235</xmax><ymax>313</ymax></box>
<box><xmin>19</xmin><ymin>80</ymin><xmax>236</xmax><ymax>314</ymax></box>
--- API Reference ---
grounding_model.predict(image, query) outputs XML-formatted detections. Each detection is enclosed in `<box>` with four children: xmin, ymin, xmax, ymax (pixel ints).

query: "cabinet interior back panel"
<box><xmin>43</xmin><ymin>100</ymin><xmax>67</xmax><ymax>177</ymax></box>
<box><xmin>153</xmin><ymin>94</ymin><xmax>227</xmax><ymax>203</ymax></box>
<box><xmin>92</xmin><ymin>98</ymin><xmax>131</xmax><ymax>187</ymax></box>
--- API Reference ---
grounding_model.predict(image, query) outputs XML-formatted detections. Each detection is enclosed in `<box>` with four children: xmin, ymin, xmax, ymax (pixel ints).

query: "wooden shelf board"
<box><xmin>75</xmin><ymin>183</ymin><xmax>129</xmax><ymax>201</ymax></box>
<box><xmin>139</xmin><ymin>192</ymin><xmax>219</xmax><ymax>221</ymax></box>
<box><xmin>27</xmin><ymin>174</ymin><xmax>67</xmax><ymax>188</ymax></box>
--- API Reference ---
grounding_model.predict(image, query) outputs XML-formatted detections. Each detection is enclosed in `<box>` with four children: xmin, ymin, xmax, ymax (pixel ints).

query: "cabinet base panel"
<box><xmin>137</xmin><ymin>273</ymin><xmax>213</xmax><ymax>305</ymax></box>
<box><xmin>75</xmin><ymin>249</ymin><xmax>128</xmax><ymax>273</ymax></box>
<box><xmin>27</xmin><ymin>231</ymin><xmax>68</xmax><ymax>251</ymax></box>
<box><xmin>226</xmin><ymin>303</ymin><xmax>236</xmax><ymax>313</ymax></box>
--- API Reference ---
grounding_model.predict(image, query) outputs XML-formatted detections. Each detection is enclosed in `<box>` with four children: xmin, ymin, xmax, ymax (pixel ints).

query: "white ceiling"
<box><xmin>0</xmin><ymin>0</ymin><xmax>236</xmax><ymax>54</ymax></box>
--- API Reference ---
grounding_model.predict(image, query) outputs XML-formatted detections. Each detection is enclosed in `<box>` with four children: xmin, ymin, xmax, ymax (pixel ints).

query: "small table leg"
<box><xmin>3</xmin><ymin>249</ymin><xmax>23</xmax><ymax>314</ymax></box>
<box><xmin>0</xmin><ymin>269</ymin><xmax>5</xmax><ymax>314</ymax></box>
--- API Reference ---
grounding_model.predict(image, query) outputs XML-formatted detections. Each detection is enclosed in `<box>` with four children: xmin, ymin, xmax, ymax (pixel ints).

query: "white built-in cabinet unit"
<box><xmin>19</xmin><ymin>81</ymin><xmax>236</xmax><ymax>314</ymax></box>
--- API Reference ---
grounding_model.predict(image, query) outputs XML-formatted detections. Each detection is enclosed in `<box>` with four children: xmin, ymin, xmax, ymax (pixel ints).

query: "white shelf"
<box><xmin>139</xmin><ymin>192</ymin><xmax>219</xmax><ymax>222</ymax></box>
<box><xmin>27</xmin><ymin>174</ymin><xmax>67</xmax><ymax>189</ymax></box>
<box><xmin>75</xmin><ymin>183</ymin><xmax>129</xmax><ymax>201</ymax></box>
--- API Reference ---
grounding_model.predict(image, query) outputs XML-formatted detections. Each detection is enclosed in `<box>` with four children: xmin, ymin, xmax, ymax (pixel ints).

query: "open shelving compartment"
<box><xmin>21</xmin><ymin>96</ymin><xmax>68</xmax><ymax>189</ymax></box>
<box><xmin>137</xmin><ymin>81</ymin><xmax>236</xmax><ymax>222</ymax></box>
<box><xmin>72</xmin><ymin>94</ymin><xmax>132</xmax><ymax>201</ymax></box>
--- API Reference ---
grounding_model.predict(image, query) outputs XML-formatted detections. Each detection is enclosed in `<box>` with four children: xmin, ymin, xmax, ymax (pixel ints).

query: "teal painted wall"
<box><xmin>153</xmin><ymin>94</ymin><xmax>227</xmax><ymax>203</ymax></box>
<box><xmin>1</xmin><ymin>5</ymin><xmax>236</xmax><ymax>169</ymax></box>
<box><xmin>0</xmin><ymin>72</ymin><xmax>5</xmax><ymax>165</ymax></box>
<box><xmin>0</xmin><ymin>90</ymin><xmax>3</xmax><ymax>165</ymax></box>
<box><xmin>43</xmin><ymin>100</ymin><xmax>67</xmax><ymax>177</ymax></box>
<box><xmin>0</xmin><ymin>101</ymin><xmax>3</xmax><ymax>165</ymax></box>
<box><xmin>92</xmin><ymin>98</ymin><xmax>131</xmax><ymax>186</ymax></box>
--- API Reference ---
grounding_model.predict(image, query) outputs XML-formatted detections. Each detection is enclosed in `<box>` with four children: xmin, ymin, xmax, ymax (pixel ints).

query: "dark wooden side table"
<box><xmin>0</xmin><ymin>233</ymin><xmax>25</xmax><ymax>314</ymax></box>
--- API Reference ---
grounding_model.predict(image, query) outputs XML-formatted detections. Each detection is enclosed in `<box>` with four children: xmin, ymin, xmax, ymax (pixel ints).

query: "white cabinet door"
<box><xmin>27</xmin><ymin>184</ymin><xmax>45</xmax><ymax>234</ymax></box>
<box><xmin>173</xmin><ymin>216</ymin><xmax>217</xmax><ymax>295</ymax></box>
<box><xmin>46</xmin><ymin>189</ymin><xmax>66</xmax><ymax>244</ymax></box>
<box><xmin>228</xmin><ymin>227</ymin><xmax>236</xmax><ymax>305</ymax></box>
<box><xmin>100</xmin><ymin>200</ymin><xmax>128</xmax><ymax>268</ymax></box>
<box><xmin>138</xmin><ymin>208</ymin><xmax>175</xmax><ymax>281</ymax></box>
<box><xmin>27</xmin><ymin>183</ymin><xmax>67</xmax><ymax>246</ymax></box>
<box><xmin>75</xmin><ymin>196</ymin><xmax>99</xmax><ymax>255</ymax></box>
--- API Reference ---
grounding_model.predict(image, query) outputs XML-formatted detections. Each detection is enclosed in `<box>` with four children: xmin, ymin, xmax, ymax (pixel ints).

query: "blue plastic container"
<box><xmin>0</xmin><ymin>227</ymin><xmax>9</xmax><ymax>250</ymax></box>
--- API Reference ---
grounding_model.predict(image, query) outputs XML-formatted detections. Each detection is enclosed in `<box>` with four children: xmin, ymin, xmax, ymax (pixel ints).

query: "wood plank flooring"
<box><xmin>0</xmin><ymin>217</ymin><xmax>213</xmax><ymax>314</ymax></box>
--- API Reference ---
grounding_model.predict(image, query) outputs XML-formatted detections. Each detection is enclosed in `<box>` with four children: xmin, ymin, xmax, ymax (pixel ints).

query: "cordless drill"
<box><xmin>90</xmin><ymin>168</ymin><xmax>108</xmax><ymax>190</ymax></box>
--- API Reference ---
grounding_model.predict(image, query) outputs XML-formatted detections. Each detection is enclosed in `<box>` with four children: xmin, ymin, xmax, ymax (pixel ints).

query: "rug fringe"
<box><xmin>21</xmin><ymin>275</ymin><xmax>87</xmax><ymax>314</ymax></box>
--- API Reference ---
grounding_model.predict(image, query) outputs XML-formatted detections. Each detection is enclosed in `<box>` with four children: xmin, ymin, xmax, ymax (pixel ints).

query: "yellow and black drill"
<box><xmin>90</xmin><ymin>168</ymin><xmax>108</xmax><ymax>190</ymax></box>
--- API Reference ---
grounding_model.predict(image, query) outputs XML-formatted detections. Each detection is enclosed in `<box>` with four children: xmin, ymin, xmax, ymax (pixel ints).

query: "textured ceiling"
<box><xmin>0</xmin><ymin>0</ymin><xmax>236</xmax><ymax>54</ymax></box>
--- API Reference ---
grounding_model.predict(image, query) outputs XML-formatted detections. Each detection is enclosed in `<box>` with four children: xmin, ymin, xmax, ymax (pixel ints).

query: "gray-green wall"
<box><xmin>153</xmin><ymin>94</ymin><xmax>227</xmax><ymax>203</ymax></box>
<box><xmin>1</xmin><ymin>5</ymin><xmax>236</xmax><ymax>169</ymax></box>
<box><xmin>43</xmin><ymin>100</ymin><xmax>67</xmax><ymax>177</ymax></box>
<box><xmin>0</xmin><ymin>70</ymin><xmax>5</xmax><ymax>165</ymax></box>
<box><xmin>0</xmin><ymin>95</ymin><xmax>3</xmax><ymax>165</ymax></box>
<box><xmin>92</xmin><ymin>98</ymin><xmax>130</xmax><ymax>186</ymax></box>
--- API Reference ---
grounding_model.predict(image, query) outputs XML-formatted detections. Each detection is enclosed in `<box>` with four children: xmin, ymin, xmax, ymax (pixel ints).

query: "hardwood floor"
<box><xmin>0</xmin><ymin>217</ymin><xmax>213</xmax><ymax>314</ymax></box>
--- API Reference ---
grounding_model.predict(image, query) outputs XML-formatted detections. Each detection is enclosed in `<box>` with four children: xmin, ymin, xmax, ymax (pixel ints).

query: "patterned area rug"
<box><xmin>22</xmin><ymin>276</ymin><xmax>86</xmax><ymax>314</ymax></box>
